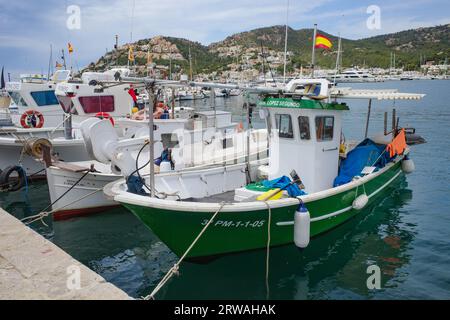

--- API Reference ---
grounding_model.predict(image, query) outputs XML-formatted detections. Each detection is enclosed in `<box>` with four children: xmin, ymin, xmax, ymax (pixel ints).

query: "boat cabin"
<box><xmin>55</xmin><ymin>69</ymin><xmax>135</xmax><ymax>121</ymax></box>
<box><xmin>5</xmin><ymin>70</ymin><xmax>71</xmax><ymax>127</ymax></box>
<box><xmin>259</xmin><ymin>79</ymin><xmax>349</xmax><ymax>193</ymax></box>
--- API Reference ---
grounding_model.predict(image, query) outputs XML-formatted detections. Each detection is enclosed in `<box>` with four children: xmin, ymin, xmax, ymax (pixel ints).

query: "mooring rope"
<box><xmin>144</xmin><ymin>202</ymin><xmax>226</xmax><ymax>300</ymax></box>
<box><xmin>262</xmin><ymin>201</ymin><xmax>272</xmax><ymax>300</ymax></box>
<box><xmin>21</xmin><ymin>187</ymin><xmax>104</xmax><ymax>226</ymax></box>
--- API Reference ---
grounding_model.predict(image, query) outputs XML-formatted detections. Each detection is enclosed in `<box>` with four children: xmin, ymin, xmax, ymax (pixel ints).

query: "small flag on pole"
<box><xmin>68</xmin><ymin>43</ymin><xmax>74</xmax><ymax>54</ymax></box>
<box><xmin>315</xmin><ymin>34</ymin><xmax>332</xmax><ymax>50</ymax></box>
<box><xmin>128</xmin><ymin>46</ymin><xmax>135</xmax><ymax>62</ymax></box>
<box><xmin>55</xmin><ymin>61</ymin><xmax>63</xmax><ymax>68</ymax></box>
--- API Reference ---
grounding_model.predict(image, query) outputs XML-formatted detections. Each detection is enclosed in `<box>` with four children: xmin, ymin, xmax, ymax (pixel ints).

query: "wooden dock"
<box><xmin>0</xmin><ymin>208</ymin><xmax>132</xmax><ymax>300</ymax></box>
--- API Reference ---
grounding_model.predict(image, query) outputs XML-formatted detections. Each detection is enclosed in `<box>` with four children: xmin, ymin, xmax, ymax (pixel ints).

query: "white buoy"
<box><xmin>160</xmin><ymin>161</ymin><xmax>172</xmax><ymax>173</ymax></box>
<box><xmin>402</xmin><ymin>158</ymin><xmax>415</xmax><ymax>174</ymax></box>
<box><xmin>294</xmin><ymin>204</ymin><xmax>310</xmax><ymax>249</ymax></box>
<box><xmin>352</xmin><ymin>194</ymin><xmax>369</xmax><ymax>210</ymax></box>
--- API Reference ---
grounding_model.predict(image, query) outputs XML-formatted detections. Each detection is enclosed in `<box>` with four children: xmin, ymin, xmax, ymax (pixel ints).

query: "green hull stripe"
<box><xmin>276</xmin><ymin>170</ymin><xmax>402</xmax><ymax>226</ymax></box>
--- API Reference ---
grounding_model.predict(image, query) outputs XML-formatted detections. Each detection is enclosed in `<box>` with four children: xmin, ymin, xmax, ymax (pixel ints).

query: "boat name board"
<box><xmin>258</xmin><ymin>97</ymin><xmax>349</xmax><ymax>111</ymax></box>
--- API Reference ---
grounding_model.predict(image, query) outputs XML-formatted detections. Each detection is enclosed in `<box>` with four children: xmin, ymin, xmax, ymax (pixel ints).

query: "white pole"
<box><xmin>148</xmin><ymin>86</ymin><xmax>155</xmax><ymax>198</ymax></box>
<box><xmin>311</xmin><ymin>24</ymin><xmax>317</xmax><ymax>77</ymax></box>
<box><xmin>333</xmin><ymin>34</ymin><xmax>341</xmax><ymax>84</ymax></box>
<box><xmin>283</xmin><ymin>0</ymin><xmax>290</xmax><ymax>84</ymax></box>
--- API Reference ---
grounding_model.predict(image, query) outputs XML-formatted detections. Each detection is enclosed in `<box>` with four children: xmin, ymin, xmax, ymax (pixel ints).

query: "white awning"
<box><xmin>331</xmin><ymin>88</ymin><xmax>425</xmax><ymax>100</ymax></box>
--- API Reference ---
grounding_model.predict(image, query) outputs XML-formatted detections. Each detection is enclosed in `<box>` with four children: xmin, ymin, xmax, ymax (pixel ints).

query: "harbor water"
<box><xmin>1</xmin><ymin>80</ymin><xmax>449</xmax><ymax>299</ymax></box>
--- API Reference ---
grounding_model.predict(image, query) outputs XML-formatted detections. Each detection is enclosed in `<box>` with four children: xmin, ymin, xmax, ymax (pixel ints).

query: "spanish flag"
<box><xmin>128</xmin><ymin>46</ymin><xmax>135</xmax><ymax>62</ymax></box>
<box><xmin>315</xmin><ymin>34</ymin><xmax>332</xmax><ymax>50</ymax></box>
<box><xmin>68</xmin><ymin>43</ymin><xmax>74</xmax><ymax>54</ymax></box>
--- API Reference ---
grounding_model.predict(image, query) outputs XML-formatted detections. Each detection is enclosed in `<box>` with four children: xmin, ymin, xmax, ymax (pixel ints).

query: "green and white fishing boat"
<box><xmin>105</xmin><ymin>78</ymin><xmax>425</xmax><ymax>260</ymax></box>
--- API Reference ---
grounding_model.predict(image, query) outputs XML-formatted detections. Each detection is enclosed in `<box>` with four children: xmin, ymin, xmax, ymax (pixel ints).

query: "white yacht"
<box><xmin>329</xmin><ymin>69</ymin><xmax>381</xmax><ymax>83</ymax></box>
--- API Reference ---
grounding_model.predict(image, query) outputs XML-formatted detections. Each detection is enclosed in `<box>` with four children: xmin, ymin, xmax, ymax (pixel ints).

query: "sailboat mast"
<box><xmin>283</xmin><ymin>0</ymin><xmax>290</xmax><ymax>84</ymax></box>
<box><xmin>47</xmin><ymin>44</ymin><xmax>53</xmax><ymax>80</ymax></box>
<box><xmin>311</xmin><ymin>24</ymin><xmax>317</xmax><ymax>77</ymax></box>
<box><xmin>333</xmin><ymin>34</ymin><xmax>342</xmax><ymax>83</ymax></box>
<box><xmin>189</xmin><ymin>46</ymin><xmax>193</xmax><ymax>81</ymax></box>
<box><xmin>61</xmin><ymin>49</ymin><xmax>67</xmax><ymax>70</ymax></box>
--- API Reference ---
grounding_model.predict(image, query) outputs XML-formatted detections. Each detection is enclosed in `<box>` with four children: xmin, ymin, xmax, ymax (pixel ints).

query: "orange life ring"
<box><xmin>20</xmin><ymin>110</ymin><xmax>45</xmax><ymax>129</ymax></box>
<box><xmin>95</xmin><ymin>112</ymin><xmax>115</xmax><ymax>126</ymax></box>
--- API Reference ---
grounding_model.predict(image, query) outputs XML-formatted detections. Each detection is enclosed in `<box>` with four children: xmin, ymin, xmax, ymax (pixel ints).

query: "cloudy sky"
<box><xmin>1</xmin><ymin>0</ymin><xmax>449</xmax><ymax>78</ymax></box>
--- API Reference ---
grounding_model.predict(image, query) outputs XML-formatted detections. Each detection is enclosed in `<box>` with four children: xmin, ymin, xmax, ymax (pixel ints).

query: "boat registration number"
<box><xmin>201</xmin><ymin>219</ymin><xmax>266</xmax><ymax>228</ymax></box>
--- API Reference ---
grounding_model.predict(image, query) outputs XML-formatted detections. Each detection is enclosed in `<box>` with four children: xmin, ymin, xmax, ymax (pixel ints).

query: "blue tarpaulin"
<box><xmin>333</xmin><ymin>139</ymin><xmax>391</xmax><ymax>187</ymax></box>
<box><xmin>262</xmin><ymin>176</ymin><xmax>307</xmax><ymax>197</ymax></box>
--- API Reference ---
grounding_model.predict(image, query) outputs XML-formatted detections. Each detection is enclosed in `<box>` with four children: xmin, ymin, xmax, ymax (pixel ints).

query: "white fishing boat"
<box><xmin>45</xmin><ymin>109</ymin><xmax>268</xmax><ymax>220</ymax></box>
<box><xmin>102</xmin><ymin>78</ymin><xmax>425</xmax><ymax>261</ymax></box>
<box><xmin>0</xmin><ymin>68</ymin><xmax>137</xmax><ymax>184</ymax></box>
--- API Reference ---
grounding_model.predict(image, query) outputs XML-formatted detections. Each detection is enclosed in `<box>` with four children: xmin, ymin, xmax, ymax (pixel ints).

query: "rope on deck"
<box><xmin>144</xmin><ymin>202</ymin><xmax>227</xmax><ymax>300</ymax></box>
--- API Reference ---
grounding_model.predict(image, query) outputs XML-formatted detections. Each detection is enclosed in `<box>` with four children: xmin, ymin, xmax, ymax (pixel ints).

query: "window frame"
<box><xmin>298</xmin><ymin>116</ymin><xmax>311</xmax><ymax>141</ymax></box>
<box><xmin>275</xmin><ymin>113</ymin><xmax>294</xmax><ymax>139</ymax></box>
<box><xmin>30</xmin><ymin>90</ymin><xmax>59</xmax><ymax>107</ymax></box>
<box><xmin>78</xmin><ymin>95</ymin><xmax>115</xmax><ymax>114</ymax></box>
<box><xmin>315</xmin><ymin>116</ymin><xmax>335</xmax><ymax>142</ymax></box>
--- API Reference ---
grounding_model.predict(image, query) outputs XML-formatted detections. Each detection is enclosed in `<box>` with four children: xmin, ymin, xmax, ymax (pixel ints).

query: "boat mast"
<box><xmin>189</xmin><ymin>46</ymin><xmax>193</xmax><ymax>81</ymax></box>
<box><xmin>311</xmin><ymin>24</ymin><xmax>317</xmax><ymax>77</ymax></box>
<box><xmin>283</xmin><ymin>0</ymin><xmax>290</xmax><ymax>84</ymax></box>
<box><xmin>333</xmin><ymin>34</ymin><xmax>342</xmax><ymax>84</ymax></box>
<box><xmin>61</xmin><ymin>49</ymin><xmax>67</xmax><ymax>70</ymax></box>
<box><xmin>47</xmin><ymin>44</ymin><xmax>53</xmax><ymax>81</ymax></box>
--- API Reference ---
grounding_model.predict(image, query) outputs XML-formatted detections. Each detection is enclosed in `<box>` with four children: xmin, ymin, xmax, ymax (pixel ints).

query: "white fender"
<box><xmin>402</xmin><ymin>159</ymin><xmax>415</xmax><ymax>174</ymax></box>
<box><xmin>352</xmin><ymin>194</ymin><xmax>369</xmax><ymax>210</ymax></box>
<box><xmin>294</xmin><ymin>204</ymin><xmax>310</xmax><ymax>249</ymax></box>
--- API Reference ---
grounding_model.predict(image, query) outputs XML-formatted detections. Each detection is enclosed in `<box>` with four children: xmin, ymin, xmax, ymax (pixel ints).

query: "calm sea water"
<box><xmin>1</xmin><ymin>80</ymin><xmax>449</xmax><ymax>300</ymax></box>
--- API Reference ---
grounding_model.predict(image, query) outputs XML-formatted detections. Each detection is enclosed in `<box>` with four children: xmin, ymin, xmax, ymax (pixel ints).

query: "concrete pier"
<box><xmin>0</xmin><ymin>208</ymin><xmax>132</xmax><ymax>300</ymax></box>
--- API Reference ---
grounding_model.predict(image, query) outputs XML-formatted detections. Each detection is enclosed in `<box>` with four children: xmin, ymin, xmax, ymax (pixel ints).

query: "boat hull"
<box><xmin>122</xmin><ymin>158</ymin><xmax>404</xmax><ymax>259</ymax></box>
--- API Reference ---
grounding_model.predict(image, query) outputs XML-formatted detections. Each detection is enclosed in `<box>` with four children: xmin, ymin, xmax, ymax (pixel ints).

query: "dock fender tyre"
<box><xmin>0</xmin><ymin>166</ymin><xmax>26</xmax><ymax>192</ymax></box>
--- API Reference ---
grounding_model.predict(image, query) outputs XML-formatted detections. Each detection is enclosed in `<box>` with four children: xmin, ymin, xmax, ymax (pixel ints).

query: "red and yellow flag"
<box><xmin>68</xmin><ymin>43</ymin><xmax>74</xmax><ymax>54</ymax></box>
<box><xmin>315</xmin><ymin>34</ymin><xmax>332</xmax><ymax>50</ymax></box>
<box><xmin>128</xmin><ymin>46</ymin><xmax>135</xmax><ymax>62</ymax></box>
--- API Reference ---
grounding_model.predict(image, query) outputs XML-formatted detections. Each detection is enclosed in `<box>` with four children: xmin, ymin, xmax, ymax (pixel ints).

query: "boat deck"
<box><xmin>184</xmin><ymin>191</ymin><xmax>237</xmax><ymax>204</ymax></box>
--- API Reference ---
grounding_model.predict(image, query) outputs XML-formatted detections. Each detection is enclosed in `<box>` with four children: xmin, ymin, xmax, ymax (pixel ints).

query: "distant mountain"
<box><xmin>86</xmin><ymin>24</ymin><xmax>450</xmax><ymax>76</ymax></box>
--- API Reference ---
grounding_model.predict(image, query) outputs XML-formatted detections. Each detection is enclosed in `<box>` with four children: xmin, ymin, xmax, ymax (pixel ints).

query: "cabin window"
<box><xmin>78</xmin><ymin>96</ymin><xmax>115</xmax><ymax>114</ymax></box>
<box><xmin>275</xmin><ymin>114</ymin><xmax>294</xmax><ymax>139</ymax></box>
<box><xmin>315</xmin><ymin>116</ymin><xmax>334</xmax><ymax>141</ymax></box>
<box><xmin>8</xmin><ymin>92</ymin><xmax>28</xmax><ymax>107</ymax></box>
<box><xmin>298</xmin><ymin>116</ymin><xmax>311</xmax><ymax>140</ymax></box>
<box><xmin>161</xmin><ymin>133</ymin><xmax>179</xmax><ymax>149</ymax></box>
<box><xmin>30</xmin><ymin>91</ymin><xmax>59</xmax><ymax>107</ymax></box>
